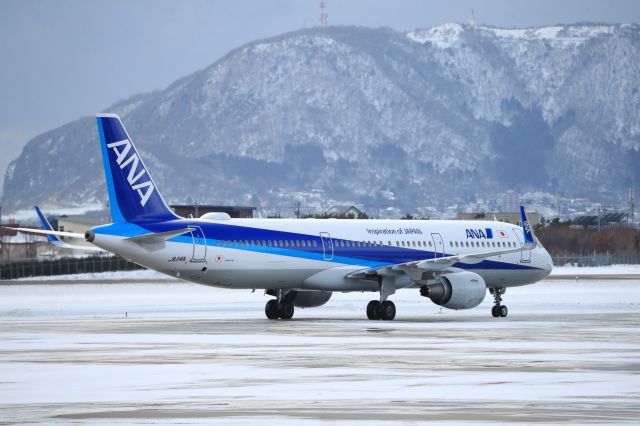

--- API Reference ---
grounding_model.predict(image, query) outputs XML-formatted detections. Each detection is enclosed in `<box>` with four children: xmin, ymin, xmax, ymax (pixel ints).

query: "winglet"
<box><xmin>519</xmin><ymin>205</ymin><xmax>535</xmax><ymax>245</ymax></box>
<box><xmin>34</xmin><ymin>206</ymin><xmax>59</xmax><ymax>243</ymax></box>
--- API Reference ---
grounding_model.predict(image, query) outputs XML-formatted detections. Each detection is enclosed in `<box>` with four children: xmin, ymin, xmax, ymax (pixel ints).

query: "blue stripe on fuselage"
<box><xmin>93</xmin><ymin>219</ymin><xmax>542</xmax><ymax>271</ymax></box>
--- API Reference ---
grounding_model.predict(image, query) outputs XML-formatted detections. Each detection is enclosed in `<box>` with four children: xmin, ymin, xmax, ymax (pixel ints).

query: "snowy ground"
<box><xmin>0</xmin><ymin>277</ymin><xmax>639</xmax><ymax>425</ymax></box>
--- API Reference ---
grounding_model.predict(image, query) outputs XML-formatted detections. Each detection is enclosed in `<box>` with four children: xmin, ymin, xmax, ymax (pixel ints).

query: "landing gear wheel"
<box><xmin>489</xmin><ymin>287</ymin><xmax>507</xmax><ymax>318</ymax></box>
<box><xmin>366</xmin><ymin>300</ymin><xmax>380</xmax><ymax>320</ymax></box>
<box><xmin>498</xmin><ymin>305</ymin><xmax>508</xmax><ymax>318</ymax></box>
<box><xmin>375</xmin><ymin>300</ymin><xmax>396</xmax><ymax>321</ymax></box>
<box><xmin>277</xmin><ymin>301</ymin><xmax>295</xmax><ymax>320</ymax></box>
<box><xmin>265</xmin><ymin>299</ymin><xmax>280</xmax><ymax>320</ymax></box>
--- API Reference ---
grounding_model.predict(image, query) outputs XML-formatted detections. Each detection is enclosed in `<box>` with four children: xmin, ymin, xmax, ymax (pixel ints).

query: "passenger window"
<box><xmin>301</xmin><ymin>240</ymin><xmax>306</xmax><ymax>247</ymax></box>
<box><xmin>449</xmin><ymin>241</ymin><xmax>453</xmax><ymax>247</ymax></box>
<box><xmin>428</xmin><ymin>241</ymin><xmax>432</xmax><ymax>247</ymax></box>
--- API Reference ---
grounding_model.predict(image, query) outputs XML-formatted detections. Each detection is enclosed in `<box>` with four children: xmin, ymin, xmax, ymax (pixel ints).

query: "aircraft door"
<box><xmin>189</xmin><ymin>226</ymin><xmax>207</xmax><ymax>262</ymax></box>
<box><xmin>431</xmin><ymin>233</ymin><xmax>445</xmax><ymax>258</ymax></box>
<box><xmin>320</xmin><ymin>232</ymin><xmax>334</xmax><ymax>261</ymax></box>
<box><xmin>512</xmin><ymin>229</ymin><xmax>531</xmax><ymax>263</ymax></box>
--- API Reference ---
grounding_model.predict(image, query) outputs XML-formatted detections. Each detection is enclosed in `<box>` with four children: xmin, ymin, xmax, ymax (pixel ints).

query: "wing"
<box><xmin>347</xmin><ymin>244</ymin><xmax>533</xmax><ymax>280</ymax></box>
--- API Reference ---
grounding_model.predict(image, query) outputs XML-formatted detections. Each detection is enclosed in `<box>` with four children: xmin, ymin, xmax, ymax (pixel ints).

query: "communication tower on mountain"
<box><xmin>469</xmin><ymin>9</ymin><xmax>477</xmax><ymax>27</ymax></box>
<box><xmin>319</xmin><ymin>0</ymin><xmax>328</xmax><ymax>26</ymax></box>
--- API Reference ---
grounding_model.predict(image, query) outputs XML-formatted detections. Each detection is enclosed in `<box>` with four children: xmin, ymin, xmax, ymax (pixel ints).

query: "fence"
<box><xmin>0</xmin><ymin>255</ymin><xmax>144</xmax><ymax>280</ymax></box>
<box><xmin>552</xmin><ymin>251</ymin><xmax>640</xmax><ymax>267</ymax></box>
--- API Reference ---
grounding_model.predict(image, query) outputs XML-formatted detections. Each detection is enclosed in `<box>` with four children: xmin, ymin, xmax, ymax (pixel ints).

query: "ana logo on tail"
<box><xmin>107</xmin><ymin>139</ymin><xmax>155</xmax><ymax>207</ymax></box>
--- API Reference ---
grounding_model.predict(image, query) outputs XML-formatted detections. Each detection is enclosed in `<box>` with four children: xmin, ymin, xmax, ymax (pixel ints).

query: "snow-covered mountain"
<box><xmin>3</xmin><ymin>23</ymin><xmax>639</xmax><ymax>215</ymax></box>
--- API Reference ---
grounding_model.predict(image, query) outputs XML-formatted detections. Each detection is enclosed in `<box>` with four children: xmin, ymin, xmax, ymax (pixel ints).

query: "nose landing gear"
<box><xmin>489</xmin><ymin>287</ymin><xmax>508</xmax><ymax>318</ymax></box>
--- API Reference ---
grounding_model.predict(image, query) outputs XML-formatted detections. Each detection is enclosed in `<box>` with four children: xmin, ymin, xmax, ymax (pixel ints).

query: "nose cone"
<box><xmin>542</xmin><ymin>249</ymin><xmax>553</xmax><ymax>277</ymax></box>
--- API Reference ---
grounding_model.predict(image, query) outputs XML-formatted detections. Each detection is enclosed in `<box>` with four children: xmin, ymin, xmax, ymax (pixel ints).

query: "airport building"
<box><xmin>0</xmin><ymin>224</ymin><xmax>48</xmax><ymax>261</ymax></box>
<box><xmin>170</xmin><ymin>205</ymin><xmax>255</xmax><ymax>218</ymax></box>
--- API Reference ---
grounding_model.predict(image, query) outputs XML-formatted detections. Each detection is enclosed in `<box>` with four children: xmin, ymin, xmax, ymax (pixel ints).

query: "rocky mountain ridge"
<box><xmin>3</xmin><ymin>22</ymin><xmax>639</xmax><ymax>215</ymax></box>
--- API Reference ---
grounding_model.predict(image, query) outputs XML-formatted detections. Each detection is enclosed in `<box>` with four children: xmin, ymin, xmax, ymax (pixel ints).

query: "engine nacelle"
<box><xmin>290</xmin><ymin>290</ymin><xmax>332</xmax><ymax>308</ymax></box>
<box><xmin>420</xmin><ymin>271</ymin><xmax>486</xmax><ymax>310</ymax></box>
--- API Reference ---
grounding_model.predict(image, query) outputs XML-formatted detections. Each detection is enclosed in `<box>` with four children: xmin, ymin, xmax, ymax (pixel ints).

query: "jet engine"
<box><xmin>420</xmin><ymin>271</ymin><xmax>486</xmax><ymax>310</ymax></box>
<box><xmin>290</xmin><ymin>290</ymin><xmax>332</xmax><ymax>308</ymax></box>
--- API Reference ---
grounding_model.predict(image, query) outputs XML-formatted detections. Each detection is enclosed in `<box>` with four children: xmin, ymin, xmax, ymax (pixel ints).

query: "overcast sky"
<box><xmin>1</xmin><ymin>0</ymin><xmax>639</xmax><ymax>190</ymax></box>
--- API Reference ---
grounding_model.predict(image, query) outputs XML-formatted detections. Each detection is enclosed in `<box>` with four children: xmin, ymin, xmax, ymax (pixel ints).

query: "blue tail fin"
<box><xmin>519</xmin><ymin>205</ymin><xmax>535</xmax><ymax>244</ymax></box>
<box><xmin>96</xmin><ymin>114</ymin><xmax>177</xmax><ymax>223</ymax></box>
<box><xmin>34</xmin><ymin>206</ymin><xmax>58</xmax><ymax>243</ymax></box>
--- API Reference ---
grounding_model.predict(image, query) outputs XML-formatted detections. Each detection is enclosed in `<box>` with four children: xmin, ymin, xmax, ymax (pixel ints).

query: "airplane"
<box><xmin>11</xmin><ymin>113</ymin><xmax>553</xmax><ymax>320</ymax></box>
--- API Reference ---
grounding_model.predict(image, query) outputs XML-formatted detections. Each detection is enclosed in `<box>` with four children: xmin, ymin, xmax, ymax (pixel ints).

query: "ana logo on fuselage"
<box><xmin>106</xmin><ymin>139</ymin><xmax>155</xmax><ymax>207</ymax></box>
<box><xmin>466</xmin><ymin>228</ymin><xmax>492</xmax><ymax>239</ymax></box>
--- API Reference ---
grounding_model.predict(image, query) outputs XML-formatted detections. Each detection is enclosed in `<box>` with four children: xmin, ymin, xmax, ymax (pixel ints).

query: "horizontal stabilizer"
<box><xmin>4</xmin><ymin>227</ymin><xmax>86</xmax><ymax>239</ymax></box>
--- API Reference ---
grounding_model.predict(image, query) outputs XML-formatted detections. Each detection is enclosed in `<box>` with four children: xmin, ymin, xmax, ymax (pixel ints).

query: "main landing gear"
<box><xmin>366</xmin><ymin>275</ymin><xmax>397</xmax><ymax>320</ymax></box>
<box><xmin>366</xmin><ymin>300</ymin><xmax>396</xmax><ymax>320</ymax></box>
<box><xmin>489</xmin><ymin>287</ymin><xmax>508</xmax><ymax>318</ymax></box>
<box><xmin>265</xmin><ymin>289</ymin><xmax>294</xmax><ymax>320</ymax></box>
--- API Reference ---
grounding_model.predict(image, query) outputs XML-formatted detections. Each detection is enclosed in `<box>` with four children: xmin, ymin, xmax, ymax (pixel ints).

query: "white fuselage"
<box><xmin>90</xmin><ymin>218</ymin><xmax>553</xmax><ymax>293</ymax></box>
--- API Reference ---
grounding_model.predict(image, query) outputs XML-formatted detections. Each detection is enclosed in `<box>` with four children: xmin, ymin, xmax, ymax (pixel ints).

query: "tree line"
<box><xmin>536</xmin><ymin>219</ymin><xmax>640</xmax><ymax>256</ymax></box>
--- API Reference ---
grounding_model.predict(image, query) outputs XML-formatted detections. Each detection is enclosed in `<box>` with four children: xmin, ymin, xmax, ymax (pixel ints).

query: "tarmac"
<box><xmin>0</xmin><ymin>278</ymin><xmax>639</xmax><ymax>425</ymax></box>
